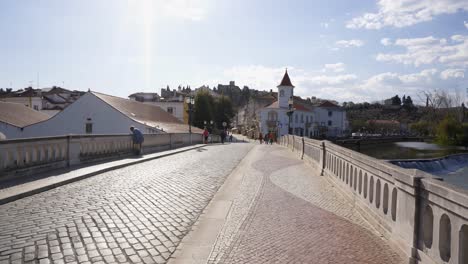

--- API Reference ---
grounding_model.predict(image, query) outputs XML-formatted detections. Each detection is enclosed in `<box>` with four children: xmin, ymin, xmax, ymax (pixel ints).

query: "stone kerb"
<box><xmin>418</xmin><ymin>178</ymin><xmax>468</xmax><ymax>264</ymax></box>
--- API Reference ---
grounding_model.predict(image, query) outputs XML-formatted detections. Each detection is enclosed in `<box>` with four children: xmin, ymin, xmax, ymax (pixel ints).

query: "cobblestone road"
<box><xmin>0</xmin><ymin>143</ymin><xmax>252</xmax><ymax>264</ymax></box>
<box><xmin>208</xmin><ymin>145</ymin><xmax>404</xmax><ymax>264</ymax></box>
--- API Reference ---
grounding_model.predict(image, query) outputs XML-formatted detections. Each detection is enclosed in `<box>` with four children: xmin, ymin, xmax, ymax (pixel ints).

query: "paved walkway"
<box><xmin>0</xmin><ymin>143</ymin><xmax>252</xmax><ymax>264</ymax></box>
<box><xmin>172</xmin><ymin>144</ymin><xmax>404</xmax><ymax>264</ymax></box>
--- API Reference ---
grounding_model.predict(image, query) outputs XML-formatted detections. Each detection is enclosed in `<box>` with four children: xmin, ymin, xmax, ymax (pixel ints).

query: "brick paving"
<box><xmin>208</xmin><ymin>144</ymin><xmax>404</xmax><ymax>264</ymax></box>
<box><xmin>0</xmin><ymin>143</ymin><xmax>252</xmax><ymax>264</ymax></box>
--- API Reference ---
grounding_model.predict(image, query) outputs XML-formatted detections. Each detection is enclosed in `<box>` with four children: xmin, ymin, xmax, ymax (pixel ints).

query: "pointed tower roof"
<box><xmin>278</xmin><ymin>69</ymin><xmax>294</xmax><ymax>87</ymax></box>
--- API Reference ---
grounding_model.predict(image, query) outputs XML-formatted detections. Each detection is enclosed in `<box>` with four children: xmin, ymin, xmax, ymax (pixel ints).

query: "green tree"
<box><xmin>435</xmin><ymin>115</ymin><xmax>462</xmax><ymax>145</ymax></box>
<box><xmin>193</xmin><ymin>91</ymin><xmax>214</xmax><ymax>129</ymax></box>
<box><xmin>214</xmin><ymin>96</ymin><xmax>235</xmax><ymax>129</ymax></box>
<box><xmin>410</xmin><ymin>121</ymin><xmax>432</xmax><ymax>136</ymax></box>
<box><xmin>391</xmin><ymin>95</ymin><xmax>401</xmax><ymax>106</ymax></box>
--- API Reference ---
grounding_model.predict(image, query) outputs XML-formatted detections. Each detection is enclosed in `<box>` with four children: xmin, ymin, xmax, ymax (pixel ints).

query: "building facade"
<box><xmin>259</xmin><ymin>70</ymin><xmax>348</xmax><ymax>139</ymax></box>
<box><xmin>1</xmin><ymin>92</ymin><xmax>198</xmax><ymax>139</ymax></box>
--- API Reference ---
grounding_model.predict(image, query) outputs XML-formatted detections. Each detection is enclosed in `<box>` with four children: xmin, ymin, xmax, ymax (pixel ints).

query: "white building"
<box><xmin>128</xmin><ymin>92</ymin><xmax>185</xmax><ymax>122</ymax></box>
<box><xmin>259</xmin><ymin>70</ymin><xmax>348</xmax><ymax>139</ymax></box>
<box><xmin>0</xmin><ymin>87</ymin><xmax>84</xmax><ymax>116</ymax></box>
<box><xmin>1</xmin><ymin>91</ymin><xmax>200</xmax><ymax>140</ymax></box>
<box><xmin>0</xmin><ymin>102</ymin><xmax>50</xmax><ymax>140</ymax></box>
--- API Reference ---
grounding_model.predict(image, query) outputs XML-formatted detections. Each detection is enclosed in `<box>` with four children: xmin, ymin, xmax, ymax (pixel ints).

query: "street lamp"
<box><xmin>286</xmin><ymin>96</ymin><xmax>295</xmax><ymax>135</ymax></box>
<box><xmin>185</xmin><ymin>96</ymin><xmax>195</xmax><ymax>133</ymax></box>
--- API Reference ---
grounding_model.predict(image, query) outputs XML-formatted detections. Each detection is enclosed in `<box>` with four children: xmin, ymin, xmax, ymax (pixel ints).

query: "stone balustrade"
<box><xmin>0</xmin><ymin>133</ymin><xmax>204</xmax><ymax>180</ymax></box>
<box><xmin>280</xmin><ymin>135</ymin><xmax>468</xmax><ymax>264</ymax></box>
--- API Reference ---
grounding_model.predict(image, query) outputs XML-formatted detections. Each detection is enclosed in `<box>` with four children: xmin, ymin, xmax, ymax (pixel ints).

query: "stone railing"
<box><xmin>280</xmin><ymin>135</ymin><xmax>468</xmax><ymax>264</ymax></box>
<box><xmin>0</xmin><ymin>133</ymin><xmax>204</xmax><ymax>180</ymax></box>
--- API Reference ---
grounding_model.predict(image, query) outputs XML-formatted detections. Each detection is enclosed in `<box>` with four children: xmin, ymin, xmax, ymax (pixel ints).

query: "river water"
<box><xmin>351</xmin><ymin>142</ymin><xmax>468</xmax><ymax>189</ymax></box>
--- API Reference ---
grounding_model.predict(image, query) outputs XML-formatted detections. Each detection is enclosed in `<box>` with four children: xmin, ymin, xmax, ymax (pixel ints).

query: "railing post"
<box><xmin>301</xmin><ymin>137</ymin><xmax>305</xmax><ymax>160</ymax></box>
<box><xmin>320</xmin><ymin>141</ymin><xmax>326</xmax><ymax>176</ymax></box>
<box><xmin>169</xmin><ymin>133</ymin><xmax>173</xmax><ymax>149</ymax></box>
<box><xmin>292</xmin><ymin>136</ymin><xmax>295</xmax><ymax>151</ymax></box>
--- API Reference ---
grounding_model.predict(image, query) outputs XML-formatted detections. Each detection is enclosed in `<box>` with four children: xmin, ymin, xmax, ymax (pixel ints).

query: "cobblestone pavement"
<box><xmin>208</xmin><ymin>145</ymin><xmax>404</xmax><ymax>264</ymax></box>
<box><xmin>0</xmin><ymin>143</ymin><xmax>252</xmax><ymax>264</ymax></box>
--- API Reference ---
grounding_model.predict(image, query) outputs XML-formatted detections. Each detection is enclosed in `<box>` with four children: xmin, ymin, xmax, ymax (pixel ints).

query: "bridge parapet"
<box><xmin>0</xmin><ymin>133</ymin><xmax>204</xmax><ymax>180</ymax></box>
<box><xmin>280</xmin><ymin>135</ymin><xmax>468</xmax><ymax>264</ymax></box>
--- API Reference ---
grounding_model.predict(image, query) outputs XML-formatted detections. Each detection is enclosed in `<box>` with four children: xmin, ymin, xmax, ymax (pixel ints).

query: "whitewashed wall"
<box><xmin>10</xmin><ymin>93</ymin><xmax>152</xmax><ymax>139</ymax></box>
<box><xmin>144</xmin><ymin>101</ymin><xmax>184</xmax><ymax>122</ymax></box>
<box><xmin>313</xmin><ymin>107</ymin><xmax>347</xmax><ymax>137</ymax></box>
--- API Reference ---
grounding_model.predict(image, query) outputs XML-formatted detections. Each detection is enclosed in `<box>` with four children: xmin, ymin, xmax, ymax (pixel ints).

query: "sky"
<box><xmin>0</xmin><ymin>0</ymin><xmax>467</xmax><ymax>104</ymax></box>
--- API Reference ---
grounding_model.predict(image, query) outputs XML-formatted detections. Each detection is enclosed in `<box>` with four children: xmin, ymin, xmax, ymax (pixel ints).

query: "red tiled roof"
<box><xmin>319</xmin><ymin>101</ymin><xmax>339</xmax><ymax>107</ymax></box>
<box><xmin>265</xmin><ymin>100</ymin><xmax>310</xmax><ymax>111</ymax></box>
<box><xmin>278</xmin><ymin>70</ymin><xmax>294</xmax><ymax>87</ymax></box>
<box><xmin>0</xmin><ymin>101</ymin><xmax>50</xmax><ymax>127</ymax></box>
<box><xmin>92</xmin><ymin>92</ymin><xmax>200</xmax><ymax>133</ymax></box>
<box><xmin>293</xmin><ymin>103</ymin><xmax>310</xmax><ymax>111</ymax></box>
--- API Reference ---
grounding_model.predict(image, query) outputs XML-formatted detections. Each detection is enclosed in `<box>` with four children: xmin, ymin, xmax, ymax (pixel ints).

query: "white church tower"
<box><xmin>277</xmin><ymin>69</ymin><xmax>295</xmax><ymax>108</ymax></box>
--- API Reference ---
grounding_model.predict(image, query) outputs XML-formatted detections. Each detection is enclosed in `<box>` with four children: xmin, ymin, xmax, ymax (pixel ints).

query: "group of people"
<box><xmin>130</xmin><ymin>125</ymin><xmax>236</xmax><ymax>157</ymax></box>
<box><xmin>203</xmin><ymin>128</ymin><xmax>233</xmax><ymax>144</ymax></box>
<box><xmin>258</xmin><ymin>132</ymin><xmax>274</xmax><ymax>145</ymax></box>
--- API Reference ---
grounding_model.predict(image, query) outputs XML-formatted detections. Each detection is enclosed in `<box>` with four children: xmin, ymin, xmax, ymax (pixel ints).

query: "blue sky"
<box><xmin>0</xmin><ymin>0</ymin><xmax>467</xmax><ymax>103</ymax></box>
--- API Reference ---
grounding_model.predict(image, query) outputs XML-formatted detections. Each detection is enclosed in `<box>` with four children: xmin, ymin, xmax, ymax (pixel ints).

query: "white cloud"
<box><xmin>376</xmin><ymin>35</ymin><xmax>468</xmax><ymax>67</ymax></box>
<box><xmin>335</xmin><ymin>39</ymin><xmax>364</xmax><ymax>48</ymax></box>
<box><xmin>440</xmin><ymin>68</ymin><xmax>465</xmax><ymax>79</ymax></box>
<box><xmin>381</xmin><ymin>38</ymin><xmax>392</xmax><ymax>46</ymax></box>
<box><xmin>216</xmin><ymin>65</ymin><xmax>467</xmax><ymax>103</ymax></box>
<box><xmin>465</xmin><ymin>21</ymin><xmax>468</xmax><ymax>29</ymax></box>
<box><xmin>323</xmin><ymin>63</ymin><xmax>345</xmax><ymax>73</ymax></box>
<box><xmin>347</xmin><ymin>0</ymin><xmax>468</xmax><ymax>29</ymax></box>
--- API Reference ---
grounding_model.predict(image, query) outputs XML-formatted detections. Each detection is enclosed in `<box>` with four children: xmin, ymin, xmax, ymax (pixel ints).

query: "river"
<box><xmin>350</xmin><ymin>142</ymin><xmax>468</xmax><ymax>189</ymax></box>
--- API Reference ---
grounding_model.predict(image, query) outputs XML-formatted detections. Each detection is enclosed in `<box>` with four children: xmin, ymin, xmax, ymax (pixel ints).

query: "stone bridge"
<box><xmin>0</xmin><ymin>134</ymin><xmax>466</xmax><ymax>264</ymax></box>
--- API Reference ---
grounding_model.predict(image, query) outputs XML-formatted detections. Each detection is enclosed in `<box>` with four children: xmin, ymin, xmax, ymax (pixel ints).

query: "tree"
<box><xmin>391</xmin><ymin>95</ymin><xmax>401</xmax><ymax>106</ymax></box>
<box><xmin>193</xmin><ymin>91</ymin><xmax>214</xmax><ymax>129</ymax></box>
<box><xmin>435</xmin><ymin>115</ymin><xmax>462</xmax><ymax>145</ymax></box>
<box><xmin>214</xmin><ymin>96</ymin><xmax>235</xmax><ymax>129</ymax></box>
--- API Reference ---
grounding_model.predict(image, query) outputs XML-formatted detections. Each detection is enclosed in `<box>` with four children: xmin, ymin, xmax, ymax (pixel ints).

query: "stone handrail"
<box><xmin>0</xmin><ymin>133</ymin><xmax>203</xmax><ymax>180</ymax></box>
<box><xmin>280</xmin><ymin>135</ymin><xmax>468</xmax><ymax>264</ymax></box>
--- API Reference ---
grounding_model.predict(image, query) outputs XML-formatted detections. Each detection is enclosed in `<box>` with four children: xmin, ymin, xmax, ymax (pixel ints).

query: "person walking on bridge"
<box><xmin>203</xmin><ymin>128</ymin><xmax>209</xmax><ymax>144</ymax></box>
<box><xmin>130</xmin><ymin>126</ymin><xmax>144</xmax><ymax>155</ymax></box>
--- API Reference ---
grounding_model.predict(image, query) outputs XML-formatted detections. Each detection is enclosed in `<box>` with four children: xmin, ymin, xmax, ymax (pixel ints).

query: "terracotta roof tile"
<box><xmin>319</xmin><ymin>101</ymin><xmax>339</xmax><ymax>108</ymax></box>
<box><xmin>278</xmin><ymin>70</ymin><xmax>294</xmax><ymax>87</ymax></box>
<box><xmin>0</xmin><ymin>101</ymin><xmax>50</xmax><ymax>127</ymax></box>
<box><xmin>92</xmin><ymin>92</ymin><xmax>195</xmax><ymax>133</ymax></box>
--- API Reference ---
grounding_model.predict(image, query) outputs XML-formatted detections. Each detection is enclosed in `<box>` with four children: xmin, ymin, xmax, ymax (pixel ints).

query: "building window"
<box><xmin>306</xmin><ymin>116</ymin><xmax>309</xmax><ymax>123</ymax></box>
<box><xmin>295</xmin><ymin>114</ymin><xmax>298</xmax><ymax>123</ymax></box>
<box><xmin>167</xmin><ymin>107</ymin><xmax>174</xmax><ymax>114</ymax></box>
<box><xmin>328</xmin><ymin>111</ymin><xmax>333</xmax><ymax>117</ymax></box>
<box><xmin>85</xmin><ymin>123</ymin><xmax>93</xmax><ymax>133</ymax></box>
<box><xmin>301</xmin><ymin>114</ymin><xmax>304</xmax><ymax>123</ymax></box>
<box><xmin>328</xmin><ymin>120</ymin><xmax>332</xmax><ymax>126</ymax></box>
<box><xmin>280</xmin><ymin>90</ymin><xmax>285</xmax><ymax>97</ymax></box>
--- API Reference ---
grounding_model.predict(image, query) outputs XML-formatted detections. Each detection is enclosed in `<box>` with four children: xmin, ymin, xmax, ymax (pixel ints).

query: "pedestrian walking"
<box><xmin>259</xmin><ymin>132</ymin><xmax>263</xmax><ymax>144</ymax></box>
<box><xmin>221</xmin><ymin>130</ymin><xmax>227</xmax><ymax>144</ymax></box>
<box><xmin>269</xmin><ymin>133</ymin><xmax>274</xmax><ymax>145</ymax></box>
<box><xmin>203</xmin><ymin>128</ymin><xmax>209</xmax><ymax>144</ymax></box>
<box><xmin>130</xmin><ymin>126</ymin><xmax>144</xmax><ymax>155</ymax></box>
<box><xmin>229</xmin><ymin>133</ymin><xmax>233</xmax><ymax>142</ymax></box>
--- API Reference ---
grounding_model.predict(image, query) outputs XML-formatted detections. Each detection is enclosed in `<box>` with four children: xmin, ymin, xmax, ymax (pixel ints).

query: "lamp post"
<box><xmin>185</xmin><ymin>96</ymin><xmax>195</xmax><ymax>134</ymax></box>
<box><xmin>286</xmin><ymin>96</ymin><xmax>295</xmax><ymax>135</ymax></box>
